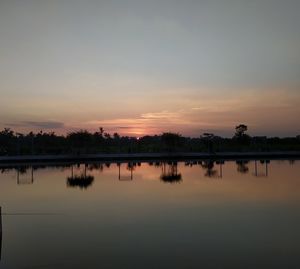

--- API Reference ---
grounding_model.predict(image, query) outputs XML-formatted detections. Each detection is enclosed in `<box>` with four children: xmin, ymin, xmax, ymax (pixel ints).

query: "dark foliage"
<box><xmin>160</xmin><ymin>162</ymin><xmax>182</xmax><ymax>183</ymax></box>
<box><xmin>160</xmin><ymin>173</ymin><xmax>182</xmax><ymax>183</ymax></box>
<box><xmin>236</xmin><ymin>160</ymin><xmax>249</xmax><ymax>174</ymax></box>
<box><xmin>67</xmin><ymin>174</ymin><xmax>94</xmax><ymax>189</ymax></box>
<box><xmin>0</xmin><ymin>125</ymin><xmax>299</xmax><ymax>156</ymax></box>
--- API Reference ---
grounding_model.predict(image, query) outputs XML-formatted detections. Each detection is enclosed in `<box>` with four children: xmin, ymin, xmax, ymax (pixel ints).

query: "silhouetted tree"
<box><xmin>202</xmin><ymin>133</ymin><xmax>215</xmax><ymax>153</ymax></box>
<box><xmin>161</xmin><ymin>132</ymin><xmax>183</xmax><ymax>152</ymax></box>
<box><xmin>113</xmin><ymin>132</ymin><xmax>120</xmax><ymax>140</ymax></box>
<box><xmin>0</xmin><ymin>128</ymin><xmax>15</xmax><ymax>155</ymax></box>
<box><xmin>99</xmin><ymin>127</ymin><xmax>104</xmax><ymax>137</ymax></box>
<box><xmin>233</xmin><ymin>124</ymin><xmax>251</xmax><ymax>144</ymax></box>
<box><xmin>234</xmin><ymin>124</ymin><xmax>248</xmax><ymax>138</ymax></box>
<box><xmin>67</xmin><ymin>130</ymin><xmax>92</xmax><ymax>153</ymax></box>
<box><xmin>0</xmin><ymin>125</ymin><xmax>300</xmax><ymax>156</ymax></box>
<box><xmin>104</xmin><ymin>132</ymin><xmax>111</xmax><ymax>139</ymax></box>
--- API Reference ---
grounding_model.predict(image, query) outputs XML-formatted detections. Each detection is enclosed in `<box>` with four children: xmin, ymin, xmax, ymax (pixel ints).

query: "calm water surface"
<box><xmin>0</xmin><ymin>160</ymin><xmax>300</xmax><ymax>269</ymax></box>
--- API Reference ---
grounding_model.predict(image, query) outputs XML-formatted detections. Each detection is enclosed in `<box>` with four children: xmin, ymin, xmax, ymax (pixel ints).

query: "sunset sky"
<box><xmin>0</xmin><ymin>0</ymin><xmax>299</xmax><ymax>137</ymax></box>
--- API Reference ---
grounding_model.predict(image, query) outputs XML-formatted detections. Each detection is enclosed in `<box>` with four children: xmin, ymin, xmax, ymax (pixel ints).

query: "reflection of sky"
<box><xmin>1</xmin><ymin>161</ymin><xmax>300</xmax><ymax>210</ymax></box>
<box><xmin>1</xmin><ymin>1</ymin><xmax>300</xmax><ymax>137</ymax></box>
<box><xmin>0</xmin><ymin>161</ymin><xmax>300</xmax><ymax>268</ymax></box>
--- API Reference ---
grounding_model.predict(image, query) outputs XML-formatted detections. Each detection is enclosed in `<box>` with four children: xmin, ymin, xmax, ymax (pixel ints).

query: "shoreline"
<box><xmin>0</xmin><ymin>151</ymin><xmax>299</xmax><ymax>165</ymax></box>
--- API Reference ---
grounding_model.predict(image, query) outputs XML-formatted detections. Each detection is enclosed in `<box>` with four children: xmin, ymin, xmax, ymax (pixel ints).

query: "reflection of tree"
<box><xmin>67</xmin><ymin>174</ymin><xmax>94</xmax><ymax>189</ymax></box>
<box><xmin>1</xmin><ymin>168</ymin><xmax>9</xmax><ymax>174</ymax></box>
<box><xmin>185</xmin><ymin>161</ymin><xmax>198</xmax><ymax>167</ymax></box>
<box><xmin>67</xmin><ymin>164</ymin><xmax>94</xmax><ymax>189</ymax></box>
<box><xmin>160</xmin><ymin>162</ymin><xmax>182</xmax><ymax>183</ymax></box>
<box><xmin>17</xmin><ymin>166</ymin><xmax>28</xmax><ymax>174</ymax></box>
<box><xmin>154</xmin><ymin>162</ymin><xmax>161</xmax><ymax>168</ymax></box>
<box><xmin>148</xmin><ymin>161</ymin><xmax>162</xmax><ymax>167</ymax></box>
<box><xmin>127</xmin><ymin>162</ymin><xmax>136</xmax><ymax>172</ymax></box>
<box><xmin>87</xmin><ymin>163</ymin><xmax>104</xmax><ymax>172</ymax></box>
<box><xmin>201</xmin><ymin>160</ymin><xmax>218</xmax><ymax>178</ymax></box>
<box><xmin>118</xmin><ymin>162</ymin><xmax>136</xmax><ymax>180</ymax></box>
<box><xmin>16</xmin><ymin>166</ymin><xmax>34</xmax><ymax>184</ymax></box>
<box><xmin>236</xmin><ymin>160</ymin><xmax>249</xmax><ymax>174</ymax></box>
<box><xmin>253</xmin><ymin>160</ymin><xmax>270</xmax><ymax>177</ymax></box>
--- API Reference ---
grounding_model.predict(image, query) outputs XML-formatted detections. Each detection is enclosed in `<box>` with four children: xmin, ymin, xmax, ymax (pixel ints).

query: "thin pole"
<box><xmin>0</xmin><ymin>207</ymin><xmax>2</xmax><ymax>236</ymax></box>
<box><xmin>255</xmin><ymin>160</ymin><xmax>257</xmax><ymax>177</ymax></box>
<box><xmin>0</xmin><ymin>206</ymin><xmax>2</xmax><ymax>261</ymax></box>
<box><xmin>31</xmin><ymin>166</ymin><xmax>34</xmax><ymax>183</ymax></box>
<box><xmin>31</xmin><ymin>136</ymin><xmax>34</xmax><ymax>155</ymax></box>
<box><xmin>17</xmin><ymin>168</ymin><xmax>20</xmax><ymax>184</ymax></box>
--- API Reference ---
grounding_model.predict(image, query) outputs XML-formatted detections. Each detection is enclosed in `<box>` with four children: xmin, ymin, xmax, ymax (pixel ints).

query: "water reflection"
<box><xmin>87</xmin><ymin>163</ymin><xmax>104</xmax><ymax>172</ymax></box>
<box><xmin>236</xmin><ymin>160</ymin><xmax>249</xmax><ymax>174</ymax></box>
<box><xmin>67</xmin><ymin>164</ymin><xmax>94</xmax><ymax>189</ymax></box>
<box><xmin>0</xmin><ymin>159</ymin><xmax>295</xmax><ymax>187</ymax></box>
<box><xmin>118</xmin><ymin>162</ymin><xmax>133</xmax><ymax>180</ymax></box>
<box><xmin>160</xmin><ymin>162</ymin><xmax>182</xmax><ymax>183</ymax></box>
<box><xmin>67</xmin><ymin>175</ymin><xmax>94</xmax><ymax>189</ymax></box>
<box><xmin>0</xmin><ymin>160</ymin><xmax>300</xmax><ymax>268</ymax></box>
<box><xmin>17</xmin><ymin>166</ymin><xmax>34</xmax><ymax>184</ymax></box>
<box><xmin>0</xmin><ymin>207</ymin><xmax>2</xmax><ymax>261</ymax></box>
<box><xmin>254</xmin><ymin>160</ymin><xmax>270</xmax><ymax>177</ymax></box>
<box><xmin>201</xmin><ymin>160</ymin><xmax>223</xmax><ymax>178</ymax></box>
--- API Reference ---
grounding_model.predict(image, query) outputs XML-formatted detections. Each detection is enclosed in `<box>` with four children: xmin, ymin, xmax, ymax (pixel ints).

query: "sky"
<box><xmin>0</xmin><ymin>0</ymin><xmax>299</xmax><ymax>137</ymax></box>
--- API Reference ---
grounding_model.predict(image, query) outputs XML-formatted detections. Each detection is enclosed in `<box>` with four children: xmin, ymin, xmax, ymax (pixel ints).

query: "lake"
<box><xmin>0</xmin><ymin>160</ymin><xmax>300</xmax><ymax>268</ymax></box>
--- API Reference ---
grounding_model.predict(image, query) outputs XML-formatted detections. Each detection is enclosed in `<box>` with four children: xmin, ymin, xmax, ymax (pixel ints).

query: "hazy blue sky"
<box><xmin>0</xmin><ymin>0</ymin><xmax>299</xmax><ymax>136</ymax></box>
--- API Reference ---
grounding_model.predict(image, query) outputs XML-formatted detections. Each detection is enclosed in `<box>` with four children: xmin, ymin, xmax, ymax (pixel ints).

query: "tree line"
<box><xmin>0</xmin><ymin>124</ymin><xmax>299</xmax><ymax>155</ymax></box>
